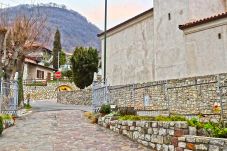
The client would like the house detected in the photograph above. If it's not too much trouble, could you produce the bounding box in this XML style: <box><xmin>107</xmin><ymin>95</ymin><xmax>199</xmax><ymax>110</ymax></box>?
<box><xmin>23</xmin><ymin>44</ymin><xmax>57</xmax><ymax>80</ymax></box>
<box><xmin>98</xmin><ymin>0</ymin><xmax>227</xmax><ymax>86</ymax></box>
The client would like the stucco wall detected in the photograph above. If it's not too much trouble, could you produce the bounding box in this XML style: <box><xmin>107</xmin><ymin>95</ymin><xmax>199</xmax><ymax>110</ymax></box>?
<box><xmin>102</xmin><ymin>13</ymin><xmax>154</xmax><ymax>86</ymax></box>
<box><xmin>184</xmin><ymin>20</ymin><xmax>227</xmax><ymax>77</ymax></box>
<box><xmin>100</xmin><ymin>0</ymin><xmax>227</xmax><ymax>86</ymax></box>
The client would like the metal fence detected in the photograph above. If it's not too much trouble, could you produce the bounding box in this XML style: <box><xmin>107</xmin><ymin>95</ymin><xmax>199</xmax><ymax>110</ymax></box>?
<box><xmin>0</xmin><ymin>80</ymin><xmax>18</xmax><ymax>115</ymax></box>
<box><xmin>92</xmin><ymin>74</ymin><xmax>227</xmax><ymax>121</ymax></box>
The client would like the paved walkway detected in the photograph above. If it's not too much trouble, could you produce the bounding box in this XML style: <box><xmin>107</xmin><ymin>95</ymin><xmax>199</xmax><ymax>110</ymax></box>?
<box><xmin>0</xmin><ymin>102</ymin><xmax>149</xmax><ymax>151</ymax></box>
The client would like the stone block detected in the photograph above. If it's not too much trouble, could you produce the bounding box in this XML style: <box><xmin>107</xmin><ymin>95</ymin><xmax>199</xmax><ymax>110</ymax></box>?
<box><xmin>151</xmin><ymin>135</ymin><xmax>163</xmax><ymax>144</ymax></box>
<box><xmin>170</xmin><ymin>122</ymin><xmax>175</xmax><ymax>127</ymax></box>
<box><xmin>122</xmin><ymin>130</ymin><xmax>127</xmax><ymax>136</ymax></box>
<box><xmin>174</xmin><ymin>129</ymin><xmax>188</xmax><ymax>137</ymax></box>
<box><xmin>178</xmin><ymin>142</ymin><xmax>186</xmax><ymax>148</ymax></box>
<box><xmin>122</xmin><ymin>121</ymin><xmax>128</xmax><ymax>126</ymax></box>
<box><xmin>209</xmin><ymin>145</ymin><xmax>219</xmax><ymax>151</ymax></box>
<box><xmin>158</xmin><ymin>122</ymin><xmax>163</xmax><ymax>127</ymax></box>
<box><xmin>163</xmin><ymin>144</ymin><xmax>169</xmax><ymax>151</ymax></box>
<box><xmin>128</xmin><ymin>121</ymin><xmax>136</xmax><ymax>126</ymax></box>
<box><xmin>153</xmin><ymin>128</ymin><xmax>159</xmax><ymax>135</ymax></box>
<box><xmin>127</xmin><ymin>131</ymin><xmax>133</xmax><ymax>139</ymax></box>
<box><xmin>178</xmin><ymin>136</ymin><xmax>186</xmax><ymax>141</ymax></box>
<box><xmin>175</xmin><ymin>122</ymin><xmax>188</xmax><ymax>129</ymax></box>
<box><xmin>139</xmin><ymin>134</ymin><xmax>145</xmax><ymax>140</ymax></box>
<box><xmin>210</xmin><ymin>138</ymin><xmax>225</xmax><ymax>146</ymax></box>
<box><xmin>149</xmin><ymin>143</ymin><xmax>156</xmax><ymax>149</ymax></box>
<box><xmin>163</xmin><ymin>122</ymin><xmax>170</xmax><ymax>129</ymax></box>
<box><xmin>186</xmin><ymin>143</ymin><xmax>195</xmax><ymax>150</ymax></box>
<box><xmin>195</xmin><ymin>144</ymin><xmax>208</xmax><ymax>150</ymax></box>
<box><xmin>186</xmin><ymin>136</ymin><xmax>196</xmax><ymax>143</ymax></box>
<box><xmin>195</xmin><ymin>137</ymin><xmax>210</xmax><ymax>144</ymax></box>
<box><xmin>175</xmin><ymin>147</ymin><xmax>184</xmax><ymax>151</ymax></box>
<box><xmin>168</xmin><ymin>129</ymin><xmax>175</xmax><ymax>136</ymax></box>
<box><xmin>172</xmin><ymin>137</ymin><xmax>178</xmax><ymax>147</ymax></box>
<box><xmin>156</xmin><ymin>144</ymin><xmax>163</xmax><ymax>151</ymax></box>
<box><xmin>152</xmin><ymin>122</ymin><xmax>158</xmax><ymax>128</ymax></box>
<box><xmin>159</xmin><ymin>128</ymin><xmax>167</xmax><ymax>136</ymax></box>
<box><xmin>163</xmin><ymin>136</ymin><xmax>172</xmax><ymax>145</ymax></box>
<box><xmin>145</xmin><ymin>134</ymin><xmax>151</xmax><ymax>141</ymax></box>
<box><xmin>148</xmin><ymin>128</ymin><xmax>153</xmax><ymax>134</ymax></box>
<box><xmin>168</xmin><ymin>145</ymin><xmax>175</xmax><ymax>151</ymax></box>
<box><xmin>145</xmin><ymin>121</ymin><xmax>153</xmax><ymax>128</ymax></box>
<box><xmin>133</xmin><ymin>131</ymin><xmax>140</xmax><ymax>140</ymax></box>
<box><xmin>141</xmin><ymin>141</ymin><xmax>149</xmax><ymax>146</ymax></box>
<box><xmin>189</xmin><ymin>126</ymin><xmax>197</xmax><ymax>135</ymax></box>
<box><xmin>130</xmin><ymin>126</ymin><xmax>135</xmax><ymax>131</ymax></box>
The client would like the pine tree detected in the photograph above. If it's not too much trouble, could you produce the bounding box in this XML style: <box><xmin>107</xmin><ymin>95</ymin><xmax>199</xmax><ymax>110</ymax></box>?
<box><xmin>52</xmin><ymin>29</ymin><xmax>62</xmax><ymax>70</ymax></box>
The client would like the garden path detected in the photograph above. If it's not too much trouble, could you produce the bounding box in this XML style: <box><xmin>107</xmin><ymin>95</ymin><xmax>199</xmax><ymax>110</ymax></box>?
<box><xmin>0</xmin><ymin>101</ymin><xmax>150</xmax><ymax>151</ymax></box>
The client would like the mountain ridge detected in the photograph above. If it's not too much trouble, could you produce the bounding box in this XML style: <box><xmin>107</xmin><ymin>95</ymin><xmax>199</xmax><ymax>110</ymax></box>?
<box><xmin>3</xmin><ymin>4</ymin><xmax>102</xmax><ymax>52</ymax></box>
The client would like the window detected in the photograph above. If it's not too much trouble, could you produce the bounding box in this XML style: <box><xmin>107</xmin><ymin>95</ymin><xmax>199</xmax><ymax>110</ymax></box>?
<box><xmin>37</xmin><ymin>70</ymin><xmax>44</xmax><ymax>79</ymax></box>
<box><xmin>218</xmin><ymin>33</ymin><xmax>222</xmax><ymax>39</ymax></box>
<box><xmin>168</xmin><ymin>13</ymin><xmax>171</xmax><ymax>20</ymax></box>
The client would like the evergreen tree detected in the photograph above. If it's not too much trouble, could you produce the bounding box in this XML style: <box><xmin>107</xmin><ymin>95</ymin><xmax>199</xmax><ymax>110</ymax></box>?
<box><xmin>52</xmin><ymin>29</ymin><xmax>62</xmax><ymax>70</ymax></box>
<box><xmin>60</xmin><ymin>50</ymin><xmax>66</xmax><ymax>66</ymax></box>
<box><xmin>71</xmin><ymin>47</ymin><xmax>99</xmax><ymax>89</ymax></box>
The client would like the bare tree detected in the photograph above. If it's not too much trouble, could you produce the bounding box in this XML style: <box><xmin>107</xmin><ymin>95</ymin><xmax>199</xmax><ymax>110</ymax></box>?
<box><xmin>0</xmin><ymin>8</ymin><xmax>49</xmax><ymax>105</ymax></box>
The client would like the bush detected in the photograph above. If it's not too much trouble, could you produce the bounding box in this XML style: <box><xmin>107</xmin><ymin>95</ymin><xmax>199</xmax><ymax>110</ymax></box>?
<box><xmin>118</xmin><ymin>115</ymin><xmax>154</xmax><ymax>121</ymax></box>
<box><xmin>155</xmin><ymin>115</ymin><xmax>187</xmax><ymax>121</ymax></box>
<box><xmin>24</xmin><ymin>104</ymin><xmax>32</xmax><ymax>110</ymax></box>
<box><xmin>99</xmin><ymin>104</ymin><xmax>111</xmax><ymax>115</ymax></box>
<box><xmin>187</xmin><ymin>117</ymin><xmax>204</xmax><ymax>129</ymax></box>
<box><xmin>0</xmin><ymin>116</ymin><xmax>3</xmax><ymax>135</ymax></box>
<box><xmin>204</xmin><ymin>122</ymin><xmax>227</xmax><ymax>138</ymax></box>
<box><xmin>118</xmin><ymin>107</ymin><xmax>136</xmax><ymax>116</ymax></box>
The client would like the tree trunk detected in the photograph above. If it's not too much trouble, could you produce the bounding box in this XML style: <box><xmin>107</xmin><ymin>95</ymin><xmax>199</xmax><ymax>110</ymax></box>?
<box><xmin>16</xmin><ymin>55</ymin><xmax>25</xmax><ymax>107</ymax></box>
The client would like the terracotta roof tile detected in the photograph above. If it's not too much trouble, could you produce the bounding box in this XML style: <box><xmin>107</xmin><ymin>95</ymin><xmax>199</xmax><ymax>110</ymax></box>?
<box><xmin>179</xmin><ymin>12</ymin><xmax>227</xmax><ymax>30</ymax></box>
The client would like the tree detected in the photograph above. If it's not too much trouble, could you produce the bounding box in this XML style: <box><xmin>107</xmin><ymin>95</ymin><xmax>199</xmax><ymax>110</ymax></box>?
<box><xmin>52</xmin><ymin>29</ymin><xmax>62</xmax><ymax>70</ymax></box>
<box><xmin>60</xmin><ymin>50</ymin><xmax>66</xmax><ymax>66</ymax></box>
<box><xmin>71</xmin><ymin>47</ymin><xmax>99</xmax><ymax>89</ymax></box>
<box><xmin>0</xmin><ymin>13</ymin><xmax>48</xmax><ymax>106</ymax></box>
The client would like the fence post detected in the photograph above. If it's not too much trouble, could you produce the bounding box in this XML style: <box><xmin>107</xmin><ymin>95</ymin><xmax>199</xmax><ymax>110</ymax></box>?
<box><xmin>217</xmin><ymin>75</ymin><xmax>224</xmax><ymax>123</ymax></box>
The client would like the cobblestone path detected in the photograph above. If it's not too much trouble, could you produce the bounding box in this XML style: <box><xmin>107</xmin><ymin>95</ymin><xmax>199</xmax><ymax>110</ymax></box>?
<box><xmin>0</xmin><ymin>110</ymin><xmax>150</xmax><ymax>151</ymax></box>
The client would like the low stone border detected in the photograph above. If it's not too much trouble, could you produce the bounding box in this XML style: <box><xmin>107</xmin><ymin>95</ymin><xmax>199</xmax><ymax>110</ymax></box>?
<box><xmin>178</xmin><ymin>135</ymin><xmax>227</xmax><ymax>151</ymax></box>
<box><xmin>98</xmin><ymin>116</ymin><xmax>189</xmax><ymax>150</ymax></box>
<box><xmin>98</xmin><ymin>116</ymin><xmax>227</xmax><ymax>151</ymax></box>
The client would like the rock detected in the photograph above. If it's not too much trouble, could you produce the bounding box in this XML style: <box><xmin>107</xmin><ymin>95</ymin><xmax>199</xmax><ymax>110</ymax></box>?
<box><xmin>189</xmin><ymin>126</ymin><xmax>197</xmax><ymax>135</ymax></box>
<box><xmin>209</xmin><ymin>145</ymin><xmax>219</xmax><ymax>151</ymax></box>
<box><xmin>195</xmin><ymin>144</ymin><xmax>208</xmax><ymax>150</ymax></box>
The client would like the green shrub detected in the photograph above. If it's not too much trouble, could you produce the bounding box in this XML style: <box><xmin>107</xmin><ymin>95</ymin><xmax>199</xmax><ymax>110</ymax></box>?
<box><xmin>24</xmin><ymin>104</ymin><xmax>32</xmax><ymax>110</ymax></box>
<box><xmin>118</xmin><ymin>115</ymin><xmax>154</xmax><ymax>121</ymax></box>
<box><xmin>187</xmin><ymin>117</ymin><xmax>204</xmax><ymax>129</ymax></box>
<box><xmin>1</xmin><ymin>114</ymin><xmax>12</xmax><ymax>120</ymax></box>
<box><xmin>155</xmin><ymin>115</ymin><xmax>187</xmax><ymax>122</ymax></box>
<box><xmin>204</xmin><ymin>122</ymin><xmax>227</xmax><ymax>138</ymax></box>
<box><xmin>0</xmin><ymin>116</ymin><xmax>3</xmax><ymax>135</ymax></box>
<box><xmin>118</xmin><ymin>107</ymin><xmax>136</xmax><ymax>116</ymax></box>
<box><xmin>99</xmin><ymin>104</ymin><xmax>111</xmax><ymax>114</ymax></box>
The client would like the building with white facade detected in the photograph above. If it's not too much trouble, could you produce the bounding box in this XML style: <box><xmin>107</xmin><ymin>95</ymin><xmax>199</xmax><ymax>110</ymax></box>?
<box><xmin>98</xmin><ymin>0</ymin><xmax>227</xmax><ymax>86</ymax></box>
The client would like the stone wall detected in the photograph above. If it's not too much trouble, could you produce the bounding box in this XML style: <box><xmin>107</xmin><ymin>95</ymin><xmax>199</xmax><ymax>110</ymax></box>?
<box><xmin>98</xmin><ymin>117</ymin><xmax>189</xmax><ymax>151</ymax></box>
<box><xmin>177</xmin><ymin>135</ymin><xmax>227</xmax><ymax>151</ymax></box>
<box><xmin>24</xmin><ymin>82</ymin><xmax>77</xmax><ymax>101</ymax></box>
<box><xmin>98</xmin><ymin>117</ymin><xmax>227</xmax><ymax>151</ymax></box>
<box><xmin>95</xmin><ymin>73</ymin><xmax>227</xmax><ymax>118</ymax></box>
<box><xmin>57</xmin><ymin>89</ymin><xmax>92</xmax><ymax>105</ymax></box>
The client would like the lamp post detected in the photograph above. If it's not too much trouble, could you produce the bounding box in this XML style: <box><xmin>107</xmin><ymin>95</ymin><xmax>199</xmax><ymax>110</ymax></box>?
<box><xmin>104</xmin><ymin>0</ymin><xmax>107</xmax><ymax>84</ymax></box>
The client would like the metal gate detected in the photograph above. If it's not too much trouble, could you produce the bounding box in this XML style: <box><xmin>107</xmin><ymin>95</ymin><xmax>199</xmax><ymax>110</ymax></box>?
<box><xmin>0</xmin><ymin>80</ymin><xmax>18</xmax><ymax>115</ymax></box>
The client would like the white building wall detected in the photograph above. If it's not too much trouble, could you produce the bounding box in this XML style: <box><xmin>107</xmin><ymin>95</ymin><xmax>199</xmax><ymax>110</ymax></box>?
<box><xmin>153</xmin><ymin>0</ymin><xmax>226</xmax><ymax>81</ymax></box>
<box><xmin>101</xmin><ymin>13</ymin><xmax>154</xmax><ymax>86</ymax></box>
<box><xmin>184</xmin><ymin>19</ymin><xmax>227</xmax><ymax>76</ymax></box>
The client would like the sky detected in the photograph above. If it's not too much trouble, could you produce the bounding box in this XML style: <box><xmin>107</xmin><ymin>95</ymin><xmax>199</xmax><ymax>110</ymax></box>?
<box><xmin>0</xmin><ymin>0</ymin><xmax>153</xmax><ymax>30</ymax></box>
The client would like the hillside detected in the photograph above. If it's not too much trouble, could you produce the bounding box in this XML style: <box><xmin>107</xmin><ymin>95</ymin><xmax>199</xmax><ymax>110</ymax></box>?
<box><xmin>3</xmin><ymin>4</ymin><xmax>101</xmax><ymax>52</ymax></box>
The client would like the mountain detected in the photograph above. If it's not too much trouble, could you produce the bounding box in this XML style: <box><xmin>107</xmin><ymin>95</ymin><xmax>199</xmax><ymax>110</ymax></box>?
<box><xmin>2</xmin><ymin>3</ymin><xmax>102</xmax><ymax>52</ymax></box>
